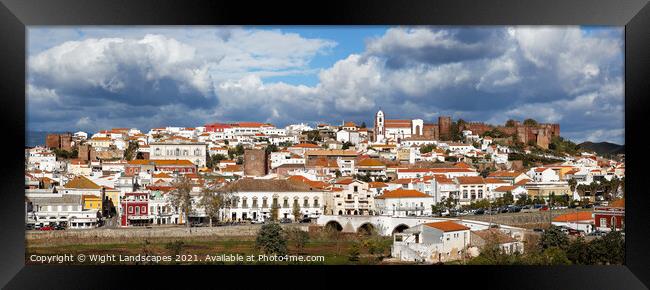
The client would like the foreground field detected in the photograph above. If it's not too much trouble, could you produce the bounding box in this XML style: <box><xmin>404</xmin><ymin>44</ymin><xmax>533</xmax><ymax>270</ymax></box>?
<box><xmin>26</xmin><ymin>229</ymin><xmax>394</xmax><ymax>265</ymax></box>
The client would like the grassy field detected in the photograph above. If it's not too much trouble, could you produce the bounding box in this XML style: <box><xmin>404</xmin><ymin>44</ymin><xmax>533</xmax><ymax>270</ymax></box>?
<box><xmin>26</xmin><ymin>232</ymin><xmax>395</xmax><ymax>265</ymax></box>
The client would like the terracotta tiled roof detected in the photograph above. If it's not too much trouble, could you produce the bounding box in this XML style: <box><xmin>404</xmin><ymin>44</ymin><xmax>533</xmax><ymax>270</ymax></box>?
<box><xmin>514</xmin><ymin>179</ymin><xmax>531</xmax><ymax>186</ymax></box>
<box><xmin>456</xmin><ymin>176</ymin><xmax>485</xmax><ymax>184</ymax></box>
<box><xmin>609</xmin><ymin>199</ymin><xmax>625</xmax><ymax>208</ymax></box>
<box><xmin>376</xmin><ymin>189</ymin><xmax>429</xmax><ymax>199</ymax></box>
<box><xmin>368</xmin><ymin>181</ymin><xmax>388</xmax><ymax>188</ymax></box>
<box><xmin>64</xmin><ymin>176</ymin><xmax>102</xmax><ymax>189</ymax></box>
<box><xmin>128</xmin><ymin>159</ymin><xmax>195</xmax><ymax>166</ymax></box>
<box><xmin>553</xmin><ymin>211</ymin><xmax>593</xmax><ymax>222</ymax></box>
<box><xmin>494</xmin><ymin>186</ymin><xmax>516</xmax><ymax>192</ymax></box>
<box><xmin>291</xmin><ymin>143</ymin><xmax>321</xmax><ymax>148</ymax></box>
<box><xmin>484</xmin><ymin>178</ymin><xmax>508</xmax><ymax>184</ymax></box>
<box><xmin>424</xmin><ymin>221</ymin><xmax>470</xmax><ymax>232</ymax></box>
<box><xmin>357</xmin><ymin>158</ymin><xmax>385</xmax><ymax>167</ymax></box>
<box><xmin>488</xmin><ymin>171</ymin><xmax>522</xmax><ymax>178</ymax></box>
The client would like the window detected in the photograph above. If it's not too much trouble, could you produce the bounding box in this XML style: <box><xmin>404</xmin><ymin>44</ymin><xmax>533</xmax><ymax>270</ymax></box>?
<box><xmin>135</xmin><ymin>206</ymin><xmax>140</xmax><ymax>214</ymax></box>
<box><xmin>283</xmin><ymin>197</ymin><xmax>289</xmax><ymax>208</ymax></box>
<box><xmin>353</xmin><ymin>186</ymin><xmax>358</xmax><ymax>192</ymax></box>
<box><xmin>129</xmin><ymin>206</ymin><xmax>134</xmax><ymax>214</ymax></box>
<box><xmin>142</xmin><ymin>206</ymin><xmax>146</xmax><ymax>213</ymax></box>
<box><xmin>175</xmin><ymin>148</ymin><xmax>180</xmax><ymax>156</ymax></box>
<box><xmin>313</xmin><ymin>197</ymin><xmax>319</xmax><ymax>207</ymax></box>
<box><xmin>478</xmin><ymin>189</ymin><xmax>483</xmax><ymax>199</ymax></box>
<box><xmin>303</xmin><ymin>198</ymin><xmax>309</xmax><ymax>207</ymax></box>
<box><xmin>463</xmin><ymin>190</ymin><xmax>468</xmax><ymax>199</ymax></box>
<box><xmin>600</xmin><ymin>218</ymin><xmax>607</xmax><ymax>227</ymax></box>
<box><xmin>252</xmin><ymin>198</ymin><xmax>258</xmax><ymax>208</ymax></box>
<box><xmin>262</xmin><ymin>198</ymin><xmax>268</xmax><ymax>208</ymax></box>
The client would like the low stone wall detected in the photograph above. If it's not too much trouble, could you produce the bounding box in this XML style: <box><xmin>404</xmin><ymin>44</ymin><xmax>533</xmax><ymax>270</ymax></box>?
<box><xmin>461</xmin><ymin>209</ymin><xmax>591</xmax><ymax>227</ymax></box>
<box><xmin>26</xmin><ymin>224</ymin><xmax>309</xmax><ymax>241</ymax></box>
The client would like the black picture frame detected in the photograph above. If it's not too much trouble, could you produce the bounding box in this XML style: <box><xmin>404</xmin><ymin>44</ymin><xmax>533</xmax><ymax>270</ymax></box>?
<box><xmin>1</xmin><ymin>0</ymin><xmax>648</xmax><ymax>288</ymax></box>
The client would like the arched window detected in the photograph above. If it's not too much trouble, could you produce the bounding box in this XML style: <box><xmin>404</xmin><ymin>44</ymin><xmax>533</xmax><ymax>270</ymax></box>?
<box><xmin>175</xmin><ymin>148</ymin><xmax>180</xmax><ymax>156</ymax></box>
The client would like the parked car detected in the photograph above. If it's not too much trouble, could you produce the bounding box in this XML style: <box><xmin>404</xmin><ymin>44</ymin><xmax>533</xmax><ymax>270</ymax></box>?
<box><xmin>38</xmin><ymin>225</ymin><xmax>54</xmax><ymax>231</ymax></box>
<box><xmin>280</xmin><ymin>218</ymin><xmax>293</xmax><ymax>224</ymax></box>
<box><xmin>54</xmin><ymin>224</ymin><xmax>66</xmax><ymax>230</ymax></box>
<box><xmin>299</xmin><ymin>217</ymin><xmax>312</xmax><ymax>223</ymax></box>
<box><xmin>474</xmin><ymin>209</ymin><xmax>485</xmax><ymax>215</ymax></box>
<box><xmin>25</xmin><ymin>224</ymin><xmax>35</xmax><ymax>230</ymax></box>
<box><xmin>588</xmin><ymin>230</ymin><xmax>607</xmax><ymax>237</ymax></box>
<box><xmin>508</xmin><ymin>206</ymin><xmax>521</xmax><ymax>213</ymax></box>
<box><xmin>540</xmin><ymin>206</ymin><xmax>549</xmax><ymax>211</ymax></box>
<box><xmin>499</xmin><ymin>207</ymin><xmax>510</xmax><ymax>213</ymax></box>
<box><xmin>533</xmin><ymin>228</ymin><xmax>545</xmax><ymax>233</ymax></box>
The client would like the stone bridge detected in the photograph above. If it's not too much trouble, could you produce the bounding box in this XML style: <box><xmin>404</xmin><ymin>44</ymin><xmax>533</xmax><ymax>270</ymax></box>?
<box><xmin>316</xmin><ymin>215</ymin><xmax>526</xmax><ymax>237</ymax></box>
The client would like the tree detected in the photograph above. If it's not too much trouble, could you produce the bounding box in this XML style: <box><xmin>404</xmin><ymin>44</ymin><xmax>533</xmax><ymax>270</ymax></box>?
<box><xmin>341</xmin><ymin>141</ymin><xmax>353</xmax><ymax>150</ymax></box>
<box><xmin>505</xmin><ymin>119</ymin><xmax>517</xmax><ymax>127</ymax></box>
<box><xmin>265</xmin><ymin>144</ymin><xmax>279</xmax><ymax>155</ymax></box>
<box><xmin>306</xmin><ymin>130</ymin><xmax>322</xmax><ymax>142</ymax></box>
<box><xmin>287</xmin><ymin>227</ymin><xmax>309</xmax><ymax>254</ymax></box>
<box><xmin>419</xmin><ymin>144</ymin><xmax>437</xmax><ymax>154</ymax></box>
<box><xmin>589</xmin><ymin>230</ymin><xmax>624</xmax><ymax>265</ymax></box>
<box><xmin>523</xmin><ymin>118</ymin><xmax>538</xmax><ymax>126</ymax></box>
<box><xmin>360</xmin><ymin>121</ymin><xmax>367</xmax><ymax>128</ymax></box>
<box><xmin>431</xmin><ymin>204</ymin><xmax>443</xmax><ymax>216</ymax></box>
<box><xmin>169</xmin><ymin>175</ymin><xmax>195</xmax><ymax>229</ymax></box>
<box><xmin>334</xmin><ymin>170</ymin><xmax>342</xmax><ymax>178</ymax></box>
<box><xmin>123</xmin><ymin>141</ymin><xmax>139</xmax><ymax>161</ymax></box>
<box><xmin>292</xmin><ymin>200</ymin><xmax>301</xmax><ymax>222</ymax></box>
<box><xmin>539</xmin><ymin>226</ymin><xmax>569</xmax><ymax>251</ymax></box>
<box><xmin>200</xmin><ymin>183</ymin><xmax>230</xmax><ymax>226</ymax></box>
<box><xmin>566</xmin><ymin>237</ymin><xmax>590</xmax><ymax>265</ymax></box>
<box><xmin>348</xmin><ymin>242</ymin><xmax>361</xmax><ymax>262</ymax></box>
<box><xmin>255</xmin><ymin>223</ymin><xmax>288</xmax><ymax>256</ymax></box>
<box><xmin>270</xmin><ymin>200</ymin><xmax>280</xmax><ymax>221</ymax></box>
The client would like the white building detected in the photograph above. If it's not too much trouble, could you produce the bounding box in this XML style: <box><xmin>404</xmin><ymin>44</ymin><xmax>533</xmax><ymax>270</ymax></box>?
<box><xmin>375</xmin><ymin>189</ymin><xmax>434</xmax><ymax>217</ymax></box>
<box><xmin>336</xmin><ymin>130</ymin><xmax>361</xmax><ymax>145</ymax></box>
<box><xmin>150</xmin><ymin>141</ymin><xmax>208</xmax><ymax>167</ymax></box>
<box><xmin>218</xmin><ymin>179</ymin><xmax>325</xmax><ymax>222</ymax></box>
<box><xmin>392</xmin><ymin>221</ymin><xmax>471</xmax><ymax>263</ymax></box>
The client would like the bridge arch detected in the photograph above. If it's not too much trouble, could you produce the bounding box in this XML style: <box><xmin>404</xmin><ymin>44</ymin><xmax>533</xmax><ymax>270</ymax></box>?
<box><xmin>392</xmin><ymin>224</ymin><xmax>410</xmax><ymax>235</ymax></box>
<box><xmin>357</xmin><ymin>222</ymin><xmax>376</xmax><ymax>235</ymax></box>
<box><xmin>325</xmin><ymin>220</ymin><xmax>343</xmax><ymax>232</ymax></box>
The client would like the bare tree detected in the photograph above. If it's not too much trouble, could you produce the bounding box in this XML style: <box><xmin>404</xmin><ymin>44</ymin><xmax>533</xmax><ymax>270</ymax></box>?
<box><xmin>169</xmin><ymin>175</ymin><xmax>195</xmax><ymax>230</ymax></box>
<box><xmin>200</xmin><ymin>182</ymin><xmax>231</xmax><ymax>227</ymax></box>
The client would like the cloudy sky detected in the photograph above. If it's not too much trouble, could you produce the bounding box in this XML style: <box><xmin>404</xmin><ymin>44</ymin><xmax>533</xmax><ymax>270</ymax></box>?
<box><xmin>27</xmin><ymin>26</ymin><xmax>624</xmax><ymax>144</ymax></box>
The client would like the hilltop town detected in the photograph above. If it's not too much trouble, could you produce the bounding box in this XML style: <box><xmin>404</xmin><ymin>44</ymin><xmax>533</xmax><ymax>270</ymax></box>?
<box><xmin>25</xmin><ymin>110</ymin><xmax>625</xmax><ymax>264</ymax></box>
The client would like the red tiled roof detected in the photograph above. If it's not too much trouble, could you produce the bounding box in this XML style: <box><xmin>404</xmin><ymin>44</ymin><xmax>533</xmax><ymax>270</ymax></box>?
<box><xmin>456</xmin><ymin>176</ymin><xmax>485</xmax><ymax>184</ymax></box>
<box><xmin>424</xmin><ymin>221</ymin><xmax>470</xmax><ymax>232</ymax></box>
<box><xmin>553</xmin><ymin>211</ymin><xmax>593</xmax><ymax>222</ymax></box>
<box><xmin>376</xmin><ymin>189</ymin><xmax>429</xmax><ymax>199</ymax></box>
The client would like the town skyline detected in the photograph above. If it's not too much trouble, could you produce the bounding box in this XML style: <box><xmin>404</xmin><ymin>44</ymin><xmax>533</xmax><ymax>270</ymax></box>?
<box><xmin>27</xmin><ymin>26</ymin><xmax>624</xmax><ymax>144</ymax></box>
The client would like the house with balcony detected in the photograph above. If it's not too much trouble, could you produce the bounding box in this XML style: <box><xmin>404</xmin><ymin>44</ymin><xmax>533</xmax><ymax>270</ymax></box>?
<box><xmin>217</xmin><ymin>178</ymin><xmax>325</xmax><ymax>222</ymax></box>
<box><xmin>375</xmin><ymin>189</ymin><xmax>434</xmax><ymax>217</ymax></box>
<box><xmin>120</xmin><ymin>192</ymin><xmax>152</xmax><ymax>227</ymax></box>
<box><xmin>327</xmin><ymin>178</ymin><xmax>375</xmax><ymax>215</ymax></box>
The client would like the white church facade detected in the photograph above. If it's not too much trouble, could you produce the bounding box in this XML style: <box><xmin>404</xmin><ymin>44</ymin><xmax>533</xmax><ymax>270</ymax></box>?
<box><xmin>373</xmin><ymin>110</ymin><xmax>424</xmax><ymax>143</ymax></box>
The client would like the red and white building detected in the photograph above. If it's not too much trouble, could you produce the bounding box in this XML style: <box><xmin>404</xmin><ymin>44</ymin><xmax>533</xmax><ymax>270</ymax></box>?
<box><xmin>120</xmin><ymin>192</ymin><xmax>152</xmax><ymax>226</ymax></box>
<box><xmin>594</xmin><ymin>199</ymin><xmax>625</xmax><ymax>232</ymax></box>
